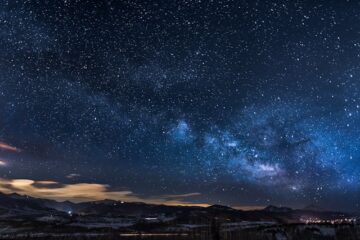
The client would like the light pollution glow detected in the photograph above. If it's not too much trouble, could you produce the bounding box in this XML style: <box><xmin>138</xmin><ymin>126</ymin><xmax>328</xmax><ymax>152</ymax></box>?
<box><xmin>0</xmin><ymin>178</ymin><xmax>209</xmax><ymax>207</ymax></box>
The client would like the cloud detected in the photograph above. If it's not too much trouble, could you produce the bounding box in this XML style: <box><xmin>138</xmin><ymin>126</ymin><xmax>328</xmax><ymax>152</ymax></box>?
<box><xmin>162</xmin><ymin>192</ymin><xmax>201</xmax><ymax>198</ymax></box>
<box><xmin>66</xmin><ymin>173</ymin><xmax>81</xmax><ymax>179</ymax></box>
<box><xmin>0</xmin><ymin>178</ymin><xmax>208</xmax><ymax>207</ymax></box>
<box><xmin>0</xmin><ymin>159</ymin><xmax>7</xmax><ymax>167</ymax></box>
<box><xmin>0</xmin><ymin>142</ymin><xmax>21</xmax><ymax>152</ymax></box>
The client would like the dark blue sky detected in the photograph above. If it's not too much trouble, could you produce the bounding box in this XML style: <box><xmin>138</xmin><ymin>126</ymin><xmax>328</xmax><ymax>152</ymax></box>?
<box><xmin>0</xmin><ymin>0</ymin><xmax>360</xmax><ymax>211</ymax></box>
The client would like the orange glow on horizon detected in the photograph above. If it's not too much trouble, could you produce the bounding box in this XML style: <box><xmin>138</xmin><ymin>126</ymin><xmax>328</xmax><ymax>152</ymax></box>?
<box><xmin>0</xmin><ymin>177</ymin><xmax>209</xmax><ymax>207</ymax></box>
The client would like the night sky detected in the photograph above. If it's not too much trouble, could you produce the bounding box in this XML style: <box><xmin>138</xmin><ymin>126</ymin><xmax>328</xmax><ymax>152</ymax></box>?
<box><xmin>0</xmin><ymin>0</ymin><xmax>360</xmax><ymax>212</ymax></box>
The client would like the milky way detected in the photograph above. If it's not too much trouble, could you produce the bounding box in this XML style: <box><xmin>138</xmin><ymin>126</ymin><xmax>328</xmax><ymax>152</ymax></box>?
<box><xmin>0</xmin><ymin>0</ymin><xmax>360</xmax><ymax>211</ymax></box>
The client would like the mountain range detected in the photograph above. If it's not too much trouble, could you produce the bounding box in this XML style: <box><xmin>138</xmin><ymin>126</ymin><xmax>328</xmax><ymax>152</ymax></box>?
<box><xmin>0</xmin><ymin>192</ymin><xmax>355</xmax><ymax>224</ymax></box>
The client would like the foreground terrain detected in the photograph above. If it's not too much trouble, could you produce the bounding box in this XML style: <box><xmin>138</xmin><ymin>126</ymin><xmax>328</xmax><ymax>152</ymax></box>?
<box><xmin>0</xmin><ymin>193</ymin><xmax>358</xmax><ymax>239</ymax></box>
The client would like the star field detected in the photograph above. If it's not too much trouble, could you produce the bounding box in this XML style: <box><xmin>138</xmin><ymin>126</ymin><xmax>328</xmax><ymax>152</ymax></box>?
<box><xmin>0</xmin><ymin>0</ymin><xmax>360</xmax><ymax>211</ymax></box>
